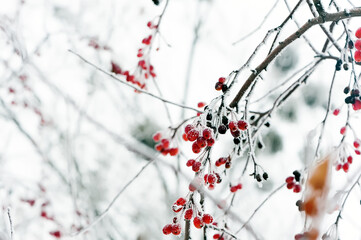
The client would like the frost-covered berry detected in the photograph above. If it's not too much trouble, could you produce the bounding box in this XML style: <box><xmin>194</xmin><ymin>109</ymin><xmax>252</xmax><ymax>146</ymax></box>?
<box><xmin>185</xmin><ymin>124</ymin><xmax>194</xmax><ymax>134</ymax></box>
<box><xmin>207</xmin><ymin>174</ymin><xmax>216</xmax><ymax>184</ymax></box>
<box><xmin>237</xmin><ymin>120</ymin><xmax>248</xmax><ymax>130</ymax></box>
<box><xmin>355</xmin><ymin>50</ymin><xmax>361</xmax><ymax>62</ymax></box>
<box><xmin>162</xmin><ymin>224</ymin><xmax>172</xmax><ymax>235</ymax></box>
<box><xmin>186</xmin><ymin>159</ymin><xmax>195</xmax><ymax>167</ymax></box>
<box><xmin>202</xmin><ymin>214</ymin><xmax>213</xmax><ymax>224</ymax></box>
<box><xmin>184</xmin><ymin>209</ymin><xmax>193</xmax><ymax>220</ymax></box>
<box><xmin>176</xmin><ymin>197</ymin><xmax>187</xmax><ymax>206</ymax></box>
<box><xmin>355</xmin><ymin>39</ymin><xmax>361</xmax><ymax>50</ymax></box>
<box><xmin>192</xmin><ymin>142</ymin><xmax>201</xmax><ymax>153</ymax></box>
<box><xmin>202</xmin><ymin>128</ymin><xmax>212</xmax><ymax>139</ymax></box>
<box><xmin>193</xmin><ymin>216</ymin><xmax>204</xmax><ymax>228</ymax></box>
<box><xmin>187</xmin><ymin>129</ymin><xmax>199</xmax><ymax>142</ymax></box>
<box><xmin>192</xmin><ymin>161</ymin><xmax>201</xmax><ymax>172</ymax></box>
<box><xmin>172</xmin><ymin>224</ymin><xmax>181</xmax><ymax>235</ymax></box>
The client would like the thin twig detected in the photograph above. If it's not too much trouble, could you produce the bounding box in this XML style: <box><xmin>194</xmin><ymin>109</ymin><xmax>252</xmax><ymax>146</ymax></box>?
<box><xmin>7</xmin><ymin>207</ymin><xmax>13</xmax><ymax>240</ymax></box>
<box><xmin>235</xmin><ymin>183</ymin><xmax>286</xmax><ymax>234</ymax></box>
<box><xmin>69</xmin><ymin>50</ymin><xmax>201</xmax><ymax>113</ymax></box>
<box><xmin>229</xmin><ymin>7</ymin><xmax>361</xmax><ymax>108</ymax></box>
<box><xmin>233</xmin><ymin>0</ymin><xmax>280</xmax><ymax>45</ymax></box>
<box><xmin>70</xmin><ymin>159</ymin><xmax>156</xmax><ymax>236</ymax></box>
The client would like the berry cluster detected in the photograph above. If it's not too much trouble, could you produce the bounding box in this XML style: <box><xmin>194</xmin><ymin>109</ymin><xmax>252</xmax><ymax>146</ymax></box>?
<box><xmin>285</xmin><ymin>171</ymin><xmax>302</xmax><ymax>193</ymax></box>
<box><xmin>163</xmin><ymin>196</ymin><xmax>214</xmax><ymax>236</ymax></box>
<box><xmin>215</xmin><ymin>156</ymin><xmax>231</xmax><ymax>168</ymax></box>
<box><xmin>183</xmin><ymin>124</ymin><xmax>215</xmax><ymax>154</ymax></box>
<box><xmin>334</xmin><ymin>140</ymin><xmax>360</xmax><ymax>172</ymax></box>
<box><xmin>203</xmin><ymin>172</ymin><xmax>222</xmax><ymax>190</ymax></box>
<box><xmin>214</xmin><ymin>77</ymin><xmax>228</xmax><ymax>92</ymax></box>
<box><xmin>162</xmin><ymin>223</ymin><xmax>181</xmax><ymax>235</ymax></box>
<box><xmin>153</xmin><ymin>132</ymin><xmax>179</xmax><ymax>156</ymax></box>
<box><xmin>110</xmin><ymin>20</ymin><xmax>159</xmax><ymax>90</ymax></box>
<box><xmin>354</xmin><ymin>27</ymin><xmax>361</xmax><ymax>62</ymax></box>
<box><xmin>230</xmin><ymin>183</ymin><xmax>242</xmax><ymax>193</ymax></box>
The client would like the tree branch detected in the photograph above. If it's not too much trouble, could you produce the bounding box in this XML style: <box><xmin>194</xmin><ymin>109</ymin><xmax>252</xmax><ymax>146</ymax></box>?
<box><xmin>229</xmin><ymin>7</ymin><xmax>361</xmax><ymax>108</ymax></box>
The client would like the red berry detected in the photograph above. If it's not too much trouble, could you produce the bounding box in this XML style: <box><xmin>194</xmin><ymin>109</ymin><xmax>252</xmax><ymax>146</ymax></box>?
<box><xmin>152</xmin><ymin>132</ymin><xmax>162</xmax><ymax>142</ymax></box>
<box><xmin>228</xmin><ymin>121</ymin><xmax>237</xmax><ymax>132</ymax></box>
<box><xmin>202</xmin><ymin>129</ymin><xmax>212</xmax><ymax>139</ymax></box>
<box><xmin>206</xmin><ymin>138</ymin><xmax>215</xmax><ymax>146</ymax></box>
<box><xmin>49</xmin><ymin>231</ymin><xmax>61</xmax><ymax>238</ymax></box>
<box><xmin>218</xmin><ymin>77</ymin><xmax>226</xmax><ymax>83</ymax></box>
<box><xmin>236</xmin><ymin>183</ymin><xmax>242</xmax><ymax>189</ymax></box>
<box><xmin>187</xmin><ymin>129</ymin><xmax>199</xmax><ymax>142</ymax></box>
<box><xmin>285</xmin><ymin>176</ymin><xmax>294</xmax><ymax>183</ymax></box>
<box><xmin>147</xmin><ymin>21</ymin><xmax>152</xmax><ymax>28</ymax></box>
<box><xmin>333</xmin><ymin>109</ymin><xmax>340</xmax><ymax>116</ymax></box>
<box><xmin>202</xmin><ymin>214</ymin><xmax>213</xmax><ymax>224</ymax></box>
<box><xmin>293</xmin><ymin>184</ymin><xmax>301</xmax><ymax>193</ymax></box>
<box><xmin>198</xmin><ymin>102</ymin><xmax>206</xmax><ymax>108</ymax></box>
<box><xmin>213</xmin><ymin>234</ymin><xmax>219</xmax><ymax>239</ymax></box>
<box><xmin>208</xmin><ymin>184</ymin><xmax>215</xmax><ymax>190</ymax></box>
<box><xmin>161</xmin><ymin>139</ymin><xmax>170</xmax><ymax>148</ymax></box>
<box><xmin>294</xmin><ymin>234</ymin><xmax>303</xmax><ymax>240</ymax></box>
<box><xmin>176</xmin><ymin>197</ymin><xmax>187</xmax><ymax>206</ymax></box>
<box><xmin>215</xmin><ymin>82</ymin><xmax>223</xmax><ymax>91</ymax></box>
<box><xmin>169</xmin><ymin>148</ymin><xmax>179</xmax><ymax>156</ymax></box>
<box><xmin>354</xmin><ymin>140</ymin><xmax>360</xmax><ymax>148</ymax></box>
<box><xmin>340</xmin><ymin>126</ymin><xmax>346</xmax><ymax>135</ymax></box>
<box><xmin>355</xmin><ymin>50</ymin><xmax>361</xmax><ymax>63</ymax></box>
<box><xmin>196</xmin><ymin>137</ymin><xmax>207</xmax><ymax>148</ymax></box>
<box><xmin>192</xmin><ymin>142</ymin><xmax>201</xmax><ymax>154</ymax></box>
<box><xmin>286</xmin><ymin>182</ymin><xmax>295</xmax><ymax>189</ymax></box>
<box><xmin>336</xmin><ymin>164</ymin><xmax>342</xmax><ymax>171</ymax></box>
<box><xmin>182</xmin><ymin>133</ymin><xmax>188</xmax><ymax>141</ymax></box>
<box><xmin>192</xmin><ymin>161</ymin><xmax>201</xmax><ymax>172</ymax></box>
<box><xmin>355</xmin><ymin>39</ymin><xmax>361</xmax><ymax>50</ymax></box>
<box><xmin>237</xmin><ymin>120</ymin><xmax>248</xmax><ymax>130</ymax></box>
<box><xmin>342</xmin><ymin>163</ymin><xmax>349</xmax><ymax>172</ymax></box>
<box><xmin>171</xmin><ymin>224</ymin><xmax>181</xmax><ymax>235</ymax></box>
<box><xmin>347</xmin><ymin>156</ymin><xmax>353</xmax><ymax>164</ymax></box>
<box><xmin>230</xmin><ymin>186</ymin><xmax>238</xmax><ymax>193</ymax></box>
<box><xmin>186</xmin><ymin>159</ymin><xmax>195</xmax><ymax>167</ymax></box>
<box><xmin>356</xmin><ymin>149</ymin><xmax>361</xmax><ymax>155</ymax></box>
<box><xmin>204</xmin><ymin>174</ymin><xmax>209</xmax><ymax>184</ymax></box>
<box><xmin>193</xmin><ymin>216</ymin><xmax>204</xmax><ymax>229</ymax></box>
<box><xmin>184</xmin><ymin>209</ymin><xmax>193</xmax><ymax>220</ymax></box>
<box><xmin>355</xmin><ymin>27</ymin><xmax>361</xmax><ymax>38</ymax></box>
<box><xmin>189</xmin><ymin>183</ymin><xmax>197</xmax><ymax>192</ymax></box>
<box><xmin>185</xmin><ymin>124</ymin><xmax>194</xmax><ymax>134</ymax></box>
<box><xmin>207</xmin><ymin>174</ymin><xmax>216</xmax><ymax>184</ymax></box>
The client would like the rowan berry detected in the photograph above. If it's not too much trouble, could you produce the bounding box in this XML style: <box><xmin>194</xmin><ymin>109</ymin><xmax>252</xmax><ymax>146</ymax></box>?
<box><xmin>202</xmin><ymin>128</ymin><xmax>212</xmax><ymax>139</ymax></box>
<box><xmin>192</xmin><ymin>142</ymin><xmax>201</xmax><ymax>153</ymax></box>
<box><xmin>355</xmin><ymin>27</ymin><xmax>361</xmax><ymax>38</ymax></box>
<box><xmin>184</xmin><ymin>209</ymin><xmax>193</xmax><ymax>220</ymax></box>
<box><xmin>355</xmin><ymin>39</ymin><xmax>361</xmax><ymax>50</ymax></box>
<box><xmin>176</xmin><ymin>197</ymin><xmax>187</xmax><ymax>206</ymax></box>
<box><xmin>186</xmin><ymin>159</ymin><xmax>195</xmax><ymax>167</ymax></box>
<box><xmin>355</xmin><ymin>50</ymin><xmax>361</xmax><ymax>62</ymax></box>
<box><xmin>193</xmin><ymin>216</ymin><xmax>204</xmax><ymax>228</ymax></box>
<box><xmin>202</xmin><ymin>214</ymin><xmax>213</xmax><ymax>224</ymax></box>
<box><xmin>237</xmin><ymin>120</ymin><xmax>248</xmax><ymax>130</ymax></box>
<box><xmin>172</xmin><ymin>224</ymin><xmax>181</xmax><ymax>235</ymax></box>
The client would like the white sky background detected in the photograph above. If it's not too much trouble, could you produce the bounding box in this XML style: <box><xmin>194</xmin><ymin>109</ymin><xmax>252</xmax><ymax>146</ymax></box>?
<box><xmin>0</xmin><ymin>0</ymin><xmax>361</xmax><ymax>239</ymax></box>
